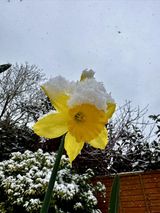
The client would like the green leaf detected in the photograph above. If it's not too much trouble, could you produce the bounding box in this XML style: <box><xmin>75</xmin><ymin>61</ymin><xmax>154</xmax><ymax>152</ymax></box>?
<box><xmin>108</xmin><ymin>175</ymin><xmax>120</xmax><ymax>213</ymax></box>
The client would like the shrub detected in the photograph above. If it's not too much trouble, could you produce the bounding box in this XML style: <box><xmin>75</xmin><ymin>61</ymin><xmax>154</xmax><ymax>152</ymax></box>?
<box><xmin>0</xmin><ymin>121</ymin><xmax>39</xmax><ymax>162</ymax></box>
<box><xmin>0</xmin><ymin>149</ymin><xmax>105</xmax><ymax>213</ymax></box>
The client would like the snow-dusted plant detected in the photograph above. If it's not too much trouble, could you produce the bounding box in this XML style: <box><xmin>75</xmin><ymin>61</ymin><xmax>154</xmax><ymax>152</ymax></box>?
<box><xmin>0</xmin><ymin>149</ymin><xmax>105</xmax><ymax>213</ymax></box>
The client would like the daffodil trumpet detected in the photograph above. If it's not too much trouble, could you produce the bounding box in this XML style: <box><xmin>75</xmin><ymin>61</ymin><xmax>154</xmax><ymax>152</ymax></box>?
<box><xmin>33</xmin><ymin>69</ymin><xmax>116</xmax><ymax>212</ymax></box>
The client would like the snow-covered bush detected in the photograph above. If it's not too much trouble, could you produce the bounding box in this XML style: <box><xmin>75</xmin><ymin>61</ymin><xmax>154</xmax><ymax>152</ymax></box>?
<box><xmin>0</xmin><ymin>149</ymin><xmax>105</xmax><ymax>213</ymax></box>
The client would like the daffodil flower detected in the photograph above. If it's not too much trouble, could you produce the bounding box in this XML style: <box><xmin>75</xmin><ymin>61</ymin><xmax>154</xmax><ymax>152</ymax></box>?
<box><xmin>33</xmin><ymin>70</ymin><xmax>116</xmax><ymax>163</ymax></box>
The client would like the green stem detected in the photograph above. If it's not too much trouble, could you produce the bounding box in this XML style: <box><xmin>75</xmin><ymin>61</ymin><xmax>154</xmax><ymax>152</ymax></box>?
<box><xmin>40</xmin><ymin>135</ymin><xmax>65</xmax><ymax>213</ymax></box>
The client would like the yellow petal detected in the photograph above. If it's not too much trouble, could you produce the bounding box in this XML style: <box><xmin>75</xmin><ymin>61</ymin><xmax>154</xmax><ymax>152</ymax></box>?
<box><xmin>33</xmin><ymin>112</ymin><xmax>68</xmax><ymax>138</ymax></box>
<box><xmin>42</xmin><ymin>84</ymin><xmax>69</xmax><ymax>112</ymax></box>
<box><xmin>53</xmin><ymin>94</ymin><xmax>69</xmax><ymax>112</ymax></box>
<box><xmin>64</xmin><ymin>132</ymin><xmax>84</xmax><ymax>163</ymax></box>
<box><xmin>88</xmin><ymin>127</ymin><xmax>108</xmax><ymax>149</ymax></box>
<box><xmin>106</xmin><ymin>102</ymin><xmax>116</xmax><ymax>120</ymax></box>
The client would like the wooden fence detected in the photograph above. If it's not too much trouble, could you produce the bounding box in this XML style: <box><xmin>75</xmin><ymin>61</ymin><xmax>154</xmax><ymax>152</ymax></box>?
<box><xmin>93</xmin><ymin>171</ymin><xmax>160</xmax><ymax>213</ymax></box>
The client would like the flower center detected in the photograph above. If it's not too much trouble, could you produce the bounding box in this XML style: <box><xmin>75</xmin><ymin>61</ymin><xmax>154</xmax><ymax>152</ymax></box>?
<box><xmin>68</xmin><ymin>103</ymin><xmax>107</xmax><ymax>142</ymax></box>
<box><xmin>74</xmin><ymin>112</ymin><xmax>85</xmax><ymax>122</ymax></box>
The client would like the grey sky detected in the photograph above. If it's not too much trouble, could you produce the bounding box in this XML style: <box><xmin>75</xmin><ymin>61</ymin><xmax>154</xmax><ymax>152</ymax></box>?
<box><xmin>0</xmin><ymin>0</ymin><xmax>160</xmax><ymax>115</ymax></box>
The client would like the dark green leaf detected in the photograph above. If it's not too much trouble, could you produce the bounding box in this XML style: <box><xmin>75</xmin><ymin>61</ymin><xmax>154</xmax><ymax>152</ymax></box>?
<box><xmin>108</xmin><ymin>175</ymin><xmax>120</xmax><ymax>213</ymax></box>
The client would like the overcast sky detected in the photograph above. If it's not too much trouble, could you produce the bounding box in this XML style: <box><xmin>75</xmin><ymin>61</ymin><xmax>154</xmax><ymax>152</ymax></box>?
<box><xmin>0</xmin><ymin>0</ymin><xmax>160</xmax><ymax>116</ymax></box>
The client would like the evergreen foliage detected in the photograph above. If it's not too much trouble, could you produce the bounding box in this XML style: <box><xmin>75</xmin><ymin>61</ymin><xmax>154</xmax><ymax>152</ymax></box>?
<box><xmin>0</xmin><ymin>149</ymin><xmax>105</xmax><ymax>213</ymax></box>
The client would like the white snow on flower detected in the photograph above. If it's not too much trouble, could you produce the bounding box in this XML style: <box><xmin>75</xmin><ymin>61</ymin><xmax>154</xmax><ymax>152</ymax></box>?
<box><xmin>42</xmin><ymin>71</ymin><xmax>115</xmax><ymax>112</ymax></box>
<box><xmin>68</xmin><ymin>78</ymin><xmax>114</xmax><ymax>111</ymax></box>
<box><xmin>42</xmin><ymin>75</ymin><xmax>76</xmax><ymax>98</ymax></box>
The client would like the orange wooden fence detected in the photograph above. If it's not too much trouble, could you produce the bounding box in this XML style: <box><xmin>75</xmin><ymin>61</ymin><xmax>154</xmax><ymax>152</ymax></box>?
<box><xmin>93</xmin><ymin>171</ymin><xmax>160</xmax><ymax>213</ymax></box>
